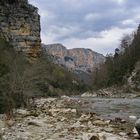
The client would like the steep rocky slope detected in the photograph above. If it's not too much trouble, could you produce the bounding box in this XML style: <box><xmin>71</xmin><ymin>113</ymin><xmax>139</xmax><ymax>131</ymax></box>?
<box><xmin>127</xmin><ymin>61</ymin><xmax>140</xmax><ymax>90</ymax></box>
<box><xmin>43</xmin><ymin>43</ymin><xmax>105</xmax><ymax>73</ymax></box>
<box><xmin>0</xmin><ymin>0</ymin><xmax>41</xmax><ymax>58</ymax></box>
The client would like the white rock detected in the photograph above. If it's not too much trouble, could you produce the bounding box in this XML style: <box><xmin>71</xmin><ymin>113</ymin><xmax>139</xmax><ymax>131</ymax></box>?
<box><xmin>135</xmin><ymin>118</ymin><xmax>140</xmax><ymax>135</ymax></box>
<box><xmin>129</xmin><ymin>116</ymin><xmax>137</xmax><ymax>124</ymax></box>
<box><xmin>16</xmin><ymin>109</ymin><xmax>30</xmax><ymax>116</ymax></box>
<box><xmin>119</xmin><ymin>132</ymin><xmax>126</xmax><ymax>136</ymax></box>
<box><xmin>129</xmin><ymin>115</ymin><xmax>137</xmax><ymax>120</ymax></box>
<box><xmin>81</xmin><ymin>92</ymin><xmax>97</xmax><ymax>97</ymax></box>
<box><xmin>1</xmin><ymin>127</ymin><xmax>6</xmax><ymax>131</ymax></box>
<box><xmin>61</xmin><ymin>95</ymin><xmax>70</xmax><ymax>99</ymax></box>
<box><xmin>133</xmin><ymin>127</ymin><xmax>138</xmax><ymax>134</ymax></box>
<box><xmin>47</xmin><ymin>98</ymin><xmax>57</xmax><ymax>102</ymax></box>
<box><xmin>71</xmin><ymin>121</ymin><xmax>82</xmax><ymax>128</ymax></box>
<box><xmin>71</xmin><ymin>109</ymin><xmax>77</xmax><ymax>113</ymax></box>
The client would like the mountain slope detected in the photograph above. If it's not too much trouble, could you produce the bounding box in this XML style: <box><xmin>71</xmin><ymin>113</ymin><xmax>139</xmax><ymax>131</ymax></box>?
<box><xmin>92</xmin><ymin>24</ymin><xmax>140</xmax><ymax>91</ymax></box>
<box><xmin>42</xmin><ymin>43</ymin><xmax>105</xmax><ymax>73</ymax></box>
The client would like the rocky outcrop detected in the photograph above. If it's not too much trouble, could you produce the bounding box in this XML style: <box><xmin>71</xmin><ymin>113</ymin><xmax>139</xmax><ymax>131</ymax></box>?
<box><xmin>43</xmin><ymin>44</ymin><xmax>105</xmax><ymax>73</ymax></box>
<box><xmin>127</xmin><ymin>61</ymin><xmax>140</xmax><ymax>90</ymax></box>
<box><xmin>0</xmin><ymin>0</ymin><xmax>41</xmax><ymax>58</ymax></box>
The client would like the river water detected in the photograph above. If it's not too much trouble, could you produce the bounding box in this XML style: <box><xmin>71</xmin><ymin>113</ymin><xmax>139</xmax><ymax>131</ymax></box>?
<box><xmin>71</xmin><ymin>97</ymin><xmax>140</xmax><ymax>121</ymax></box>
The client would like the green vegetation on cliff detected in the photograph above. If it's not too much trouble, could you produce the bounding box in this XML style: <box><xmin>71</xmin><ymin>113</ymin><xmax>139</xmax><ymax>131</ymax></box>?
<box><xmin>0</xmin><ymin>39</ymin><xmax>87</xmax><ymax>113</ymax></box>
<box><xmin>92</xmin><ymin>24</ymin><xmax>140</xmax><ymax>90</ymax></box>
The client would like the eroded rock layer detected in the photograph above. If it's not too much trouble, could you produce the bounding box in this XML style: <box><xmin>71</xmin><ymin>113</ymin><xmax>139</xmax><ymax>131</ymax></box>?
<box><xmin>43</xmin><ymin>43</ymin><xmax>105</xmax><ymax>73</ymax></box>
<box><xmin>0</xmin><ymin>0</ymin><xmax>41</xmax><ymax>58</ymax></box>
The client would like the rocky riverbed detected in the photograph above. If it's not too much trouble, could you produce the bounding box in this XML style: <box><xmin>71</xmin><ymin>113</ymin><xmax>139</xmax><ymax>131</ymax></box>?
<box><xmin>0</xmin><ymin>97</ymin><xmax>139</xmax><ymax>140</ymax></box>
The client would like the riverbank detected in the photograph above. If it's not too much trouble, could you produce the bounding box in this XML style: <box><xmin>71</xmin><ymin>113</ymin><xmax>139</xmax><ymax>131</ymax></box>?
<box><xmin>0</xmin><ymin>97</ymin><xmax>138</xmax><ymax>140</ymax></box>
<box><xmin>81</xmin><ymin>86</ymin><xmax>140</xmax><ymax>98</ymax></box>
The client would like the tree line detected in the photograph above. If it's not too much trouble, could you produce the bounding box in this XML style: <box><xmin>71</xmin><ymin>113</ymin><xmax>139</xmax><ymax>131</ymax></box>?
<box><xmin>92</xmin><ymin>24</ymin><xmax>140</xmax><ymax>89</ymax></box>
<box><xmin>0</xmin><ymin>38</ymin><xmax>88</xmax><ymax>114</ymax></box>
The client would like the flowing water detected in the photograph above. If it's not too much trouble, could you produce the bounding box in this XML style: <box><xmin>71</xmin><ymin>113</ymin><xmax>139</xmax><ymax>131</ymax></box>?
<box><xmin>71</xmin><ymin>97</ymin><xmax>140</xmax><ymax>120</ymax></box>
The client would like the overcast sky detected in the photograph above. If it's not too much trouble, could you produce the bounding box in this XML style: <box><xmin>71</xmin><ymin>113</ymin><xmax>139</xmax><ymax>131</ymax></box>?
<box><xmin>29</xmin><ymin>0</ymin><xmax>140</xmax><ymax>55</ymax></box>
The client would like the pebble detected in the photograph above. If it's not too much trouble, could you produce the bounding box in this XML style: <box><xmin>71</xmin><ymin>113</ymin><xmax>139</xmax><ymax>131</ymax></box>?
<box><xmin>0</xmin><ymin>98</ymin><xmax>131</xmax><ymax>140</ymax></box>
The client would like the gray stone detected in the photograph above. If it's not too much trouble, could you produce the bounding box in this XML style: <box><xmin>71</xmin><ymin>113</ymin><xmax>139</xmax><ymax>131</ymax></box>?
<box><xmin>0</xmin><ymin>120</ymin><xmax>5</xmax><ymax>130</ymax></box>
<box><xmin>16</xmin><ymin>109</ymin><xmax>30</xmax><ymax>117</ymax></box>
<box><xmin>135</xmin><ymin>119</ymin><xmax>140</xmax><ymax>135</ymax></box>
<box><xmin>28</xmin><ymin>119</ymin><xmax>44</xmax><ymax>127</ymax></box>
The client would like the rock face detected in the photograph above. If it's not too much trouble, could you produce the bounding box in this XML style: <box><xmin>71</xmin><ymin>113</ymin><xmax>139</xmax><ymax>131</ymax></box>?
<box><xmin>0</xmin><ymin>0</ymin><xmax>41</xmax><ymax>58</ymax></box>
<box><xmin>43</xmin><ymin>44</ymin><xmax>105</xmax><ymax>73</ymax></box>
<box><xmin>127</xmin><ymin>61</ymin><xmax>140</xmax><ymax>90</ymax></box>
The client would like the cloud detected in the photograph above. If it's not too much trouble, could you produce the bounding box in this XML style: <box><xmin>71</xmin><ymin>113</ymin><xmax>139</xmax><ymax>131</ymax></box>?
<box><xmin>29</xmin><ymin>0</ymin><xmax>140</xmax><ymax>55</ymax></box>
<box><xmin>42</xmin><ymin>25</ymin><xmax>81</xmax><ymax>43</ymax></box>
<box><xmin>115</xmin><ymin>0</ymin><xmax>126</xmax><ymax>5</ymax></box>
<box><xmin>84</xmin><ymin>13</ymin><xmax>101</xmax><ymax>21</ymax></box>
<box><xmin>62</xmin><ymin>27</ymin><xmax>134</xmax><ymax>55</ymax></box>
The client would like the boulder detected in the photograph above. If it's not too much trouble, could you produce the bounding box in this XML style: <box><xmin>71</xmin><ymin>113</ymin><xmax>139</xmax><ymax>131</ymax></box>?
<box><xmin>93</xmin><ymin>120</ymin><xmax>108</xmax><ymax>127</ymax></box>
<box><xmin>16</xmin><ymin>109</ymin><xmax>30</xmax><ymax>117</ymax></box>
<box><xmin>89</xmin><ymin>135</ymin><xmax>100</xmax><ymax>140</ymax></box>
<box><xmin>28</xmin><ymin>119</ymin><xmax>44</xmax><ymax>127</ymax></box>
<box><xmin>82</xmin><ymin>133</ymin><xmax>100</xmax><ymax>140</ymax></box>
<box><xmin>135</xmin><ymin>119</ymin><xmax>140</xmax><ymax>135</ymax></box>
<box><xmin>129</xmin><ymin>115</ymin><xmax>137</xmax><ymax>121</ymax></box>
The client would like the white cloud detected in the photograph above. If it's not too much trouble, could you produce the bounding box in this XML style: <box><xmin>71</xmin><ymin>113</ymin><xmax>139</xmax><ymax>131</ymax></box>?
<box><xmin>122</xmin><ymin>19</ymin><xmax>137</xmax><ymax>26</ymax></box>
<box><xmin>40</xmin><ymin>10</ymin><xmax>56</xmax><ymax>20</ymax></box>
<box><xmin>42</xmin><ymin>25</ymin><xmax>81</xmax><ymax>44</ymax></box>
<box><xmin>122</xmin><ymin>14</ymin><xmax>140</xmax><ymax>27</ymax></box>
<box><xmin>29</xmin><ymin>0</ymin><xmax>140</xmax><ymax>55</ymax></box>
<box><xmin>84</xmin><ymin>13</ymin><xmax>100</xmax><ymax>21</ymax></box>
<box><xmin>62</xmin><ymin>27</ymin><xmax>134</xmax><ymax>55</ymax></box>
<box><xmin>115</xmin><ymin>0</ymin><xmax>126</xmax><ymax>5</ymax></box>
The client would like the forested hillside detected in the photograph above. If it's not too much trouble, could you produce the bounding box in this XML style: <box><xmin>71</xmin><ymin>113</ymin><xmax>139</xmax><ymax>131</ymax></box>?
<box><xmin>92</xmin><ymin>24</ymin><xmax>140</xmax><ymax>90</ymax></box>
<box><xmin>0</xmin><ymin>39</ymin><xmax>87</xmax><ymax>113</ymax></box>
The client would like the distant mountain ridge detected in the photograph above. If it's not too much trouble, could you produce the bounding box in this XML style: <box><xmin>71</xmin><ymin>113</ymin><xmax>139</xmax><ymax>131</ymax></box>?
<box><xmin>42</xmin><ymin>43</ymin><xmax>105</xmax><ymax>73</ymax></box>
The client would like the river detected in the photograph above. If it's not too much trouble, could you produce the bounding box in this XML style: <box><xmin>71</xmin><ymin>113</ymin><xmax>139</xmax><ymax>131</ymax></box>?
<box><xmin>71</xmin><ymin>97</ymin><xmax>140</xmax><ymax>121</ymax></box>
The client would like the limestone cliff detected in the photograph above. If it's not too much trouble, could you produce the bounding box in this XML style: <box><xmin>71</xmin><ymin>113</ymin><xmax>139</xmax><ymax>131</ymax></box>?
<box><xmin>42</xmin><ymin>44</ymin><xmax>105</xmax><ymax>73</ymax></box>
<box><xmin>0</xmin><ymin>0</ymin><xmax>41</xmax><ymax>58</ymax></box>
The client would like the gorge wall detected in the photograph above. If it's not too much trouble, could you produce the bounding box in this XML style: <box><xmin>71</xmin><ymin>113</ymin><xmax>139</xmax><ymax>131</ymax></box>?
<box><xmin>43</xmin><ymin>44</ymin><xmax>105</xmax><ymax>73</ymax></box>
<box><xmin>0</xmin><ymin>0</ymin><xmax>41</xmax><ymax>58</ymax></box>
